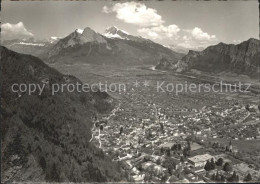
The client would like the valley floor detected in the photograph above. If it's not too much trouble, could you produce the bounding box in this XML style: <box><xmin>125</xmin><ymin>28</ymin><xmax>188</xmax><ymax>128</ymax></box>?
<box><xmin>53</xmin><ymin>63</ymin><xmax>260</xmax><ymax>183</ymax></box>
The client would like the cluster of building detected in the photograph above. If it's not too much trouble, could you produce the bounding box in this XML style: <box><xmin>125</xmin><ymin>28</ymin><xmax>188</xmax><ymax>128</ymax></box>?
<box><xmin>89</xmin><ymin>86</ymin><xmax>260</xmax><ymax>182</ymax></box>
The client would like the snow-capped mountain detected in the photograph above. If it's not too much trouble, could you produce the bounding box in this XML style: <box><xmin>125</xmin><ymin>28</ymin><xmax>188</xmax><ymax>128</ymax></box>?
<box><xmin>60</xmin><ymin>27</ymin><xmax>106</xmax><ymax>46</ymax></box>
<box><xmin>104</xmin><ymin>26</ymin><xmax>129</xmax><ymax>39</ymax></box>
<box><xmin>48</xmin><ymin>27</ymin><xmax>107</xmax><ymax>57</ymax></box>
<box><xmin>104</xmin><ymin>26</ymin><xmax>152</xmax><ymax>43</ymax></box>
<box><xmin>47</xmin><ymin>26</ymin><xmax>183</xmax><ymax>65</ymax></box>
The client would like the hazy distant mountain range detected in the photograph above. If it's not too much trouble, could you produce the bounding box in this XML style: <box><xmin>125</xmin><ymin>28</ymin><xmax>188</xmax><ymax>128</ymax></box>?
<box><xmin>1</xmin><ymin>46</ymin><xmax>126</xmax><ymax>182</ymax></box>
<box><xmin>1</xmin><ymin>37</ymin><xmax>59</xmax><ymax>58</ymax></box>
<box><xmin>156</xmin><ymin>38</ymin><xmax>260</xmax><ymax>78</ymax></box>
<box><xmin>2</xmin><ymin>26</ymin><xmax>259</xmax><ymax>78</ymax></box>
<box><xmin>164</xmin><ymin>44</ymin><xmax>205</xmax><ymax>54</ymax></box>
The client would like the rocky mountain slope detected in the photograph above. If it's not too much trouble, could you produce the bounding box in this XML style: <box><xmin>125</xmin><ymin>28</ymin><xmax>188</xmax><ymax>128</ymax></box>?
<box><xmin>156</xmin><ymin>38</ymin><xmax>260</xmax><ymax>78</ymax></box>
<box><xmin>1</xmin><ymin>46</ymin><xmax>127</xmax><ymax>182</ymax></box>
<box><xmin>155</xmin><ymin>57</ymin><xmax>176</xmax><ymax>71</ymax></box>
<box><xmin>46</xmin><ymin>26</ymin><xmax>183</xmax><ymax>65</ymax></box>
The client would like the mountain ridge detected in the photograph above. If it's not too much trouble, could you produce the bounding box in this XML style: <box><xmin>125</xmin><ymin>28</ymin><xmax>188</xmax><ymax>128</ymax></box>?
<box><xmin>156</xmin><ymin>38</ymin><xmax>260</xmax><ymax>78</ymax></box>
<box><xmin>46</xmin><ymin>26</ymin><xmax>184</xmax><ymax>65</ymax></box>
<box><xmin>1</xmin><ymin>46</ymin><xmax>127</xmax><ymax>182</ymax></box>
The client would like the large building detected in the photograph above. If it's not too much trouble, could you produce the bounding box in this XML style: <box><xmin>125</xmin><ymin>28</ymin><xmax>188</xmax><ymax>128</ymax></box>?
<box><xmin>187</xmin><ymin>154</ymin><xmax>214</xmax><ymax>168</ymax></box>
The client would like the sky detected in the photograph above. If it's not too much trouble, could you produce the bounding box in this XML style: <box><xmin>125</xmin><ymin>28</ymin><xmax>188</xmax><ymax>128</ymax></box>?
<box><xmin>1</xmin><ymin>0</ymin><xmax>259</xmax><ymax>48</ymax></box>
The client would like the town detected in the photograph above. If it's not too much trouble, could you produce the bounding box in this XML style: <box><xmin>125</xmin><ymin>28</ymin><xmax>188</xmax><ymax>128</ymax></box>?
<box><xmin>90</xmin><ymin>79</ymin><xmax>260</xmax><ymax>183</ymax></box>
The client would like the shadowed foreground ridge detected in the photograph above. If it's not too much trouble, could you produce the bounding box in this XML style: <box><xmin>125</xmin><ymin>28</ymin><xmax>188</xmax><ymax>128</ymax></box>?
<box><xmin>0</xmin><ymin>46</ymin><xmax>127</xmax><ymax>182</ymax></box>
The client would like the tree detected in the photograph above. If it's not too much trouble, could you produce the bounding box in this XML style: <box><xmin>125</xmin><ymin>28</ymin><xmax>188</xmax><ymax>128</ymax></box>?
<box><xmin>245</xmin><ymin>104</ymin><xmax>250</xmax><ymax>111</ymax></box>
<box><xmin>166</xmin><ymin>149</ymin><xmax>171</xmax><ymax>157</ymax></box>
<box><xmin>162</xmin><ymin>157</ymin><xmax>177</xmax><ymax>173</ymax></box>
<box><xmin>210</xmin><ymin>158</ymin><xmax>216</xmax><ymax>170</ymax></box>
<box><xmin>211</xmin><ymin>173</ymin><xmax>216</xmax><ymax>181</ymax></box>
<box><xmin>228</xmin><ymin>171</ymin><xmax>238</xmax><ymax>182</ymax></box>
<box><xmin>187</xmin><ymin>140</ymin><xmax>191</xmax><ymax>151</ymax></box>
<box><xmin>138</xmin><ymin>164</ymin><xmax>143</xmax><ymax>172</ymax></box>
<box><xmin>216</xmin><ymin>158</ymin><xmax>224</xmax><ymax>166</ymax></box>
<box><xmin>47</xmin><ymin>163</ymin><xmax>60</xmax><ymax>182</ymax></box>
<box><xmin>215</xmin><ymin>171</ymin><xmax>220</xmax><ymax>181</ymax></box>
<box><xmin>27</xmin><ymin>143</ymin><xmax>32</xmax><ymax>153</ymax></box>
<box><xmin>147</xmin><ymin>129</ymin><xmax>152</xmax><ymax>139</ymax></box>
<box><xmin>6</xmin><ymin>133</ymin><xmax>27</xmax><ymax>165</ymax></box>
<box><xmin>119</xmin><ymin>126</ymin><xmax>123</xmax><ymax>135</ymax></box>
<box><xmin>223</xmin><ymin>162</ymin><xmax>232</xmax><ymax>172</ymax></box>
<box><xmin>94</xmin><ymin>115</ymin><xmax>97</xmax><ymax>121</ymax></box>
<box><xmin>177</xmin><ymin>169</ymin><xmax>184</xmax><ymax>180</ymax></box>
<box><xmin>205</xmin><ymin>172</ymin><xmax>210</xmax><ymax>178</ymax></box>
<box><xmin>161</xmin><ymin>173</ymin><xmax>169</xmax><ymax>182</ymax></box>
<box><xmin>168</xmin><ymin>167</ymin><xmax>173</xmax><ymax>175</ymax></box>
<box><xmin>177</xmin><ymin>144</ymin><xmax>182</xmax><ymax>150</ymax></box>
<box><xmin>160</xmin><ymin>147</ymin><xmax>164</xmax><ymax>154</ymax></box>
<box><xmin>39</xmin><ymin>156</ymin><xmax>47</xmax><ymax>171</ymax></box>
<box><xmin>180</xmin><ymin>156</ymin><xmax>184</xmax><ymax>163</ymax></box>
<box><xmin>144</xmin><ymin>173</ymin><xmax>150</xmax><ymax>182</ymax></box>
<box><xmin>204</xmin><ymin>160</ymin><xmax>211</xmax><ymax>171</ymax></box>
<box><xmin>244</xmin><ymin>173</ymin><xmax>252</xmax><ymax>181</ymax></box>
<box><xmin>232</xmin><ymin>171</ymin><xmax>237</xmax><ymax>179</ymax></box>
<box><xmin>225</xmin><ymin>146</ymin><xmax>229</xmax><ymax>152</ymax></box>
<box><xmin>212</xmin><ymin>142</ymin><xmax>220</xmax><ymax>149</ymax></box>
<box><xmin>171</xmin><ymin>144</ymin><xmax>177</xmax><ymax>151</ymax></box>
<box><xmin>156</xmin><ymin>158</ymin><xmax>161</xmax><ymax>165</ymax></box>
<box><xmin>159</xmin><ymin>122</ymin><xmax>164</xmax><ymax>131</ymax></box>
<box><xmin>99</xmin><ymin>124</ymin><xmax>103</xmax><ymax>131</ymax></box>
<box><xmin>142</xmin><ymin>122</ymin><xmax>145</xmax><ymax>129</ymax></box>
<box><xmin>220</xmin><ymin>175</ymin><xmax>225</xmax><ymax>182</ymax></box>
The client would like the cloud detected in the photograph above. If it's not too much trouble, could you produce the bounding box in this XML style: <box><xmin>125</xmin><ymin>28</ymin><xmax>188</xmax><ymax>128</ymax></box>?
<box><xmin>175</xmin><ymin>27</ymin><xmax>217</xmax><ymax>48</ymax></box>
<box><xmin>187</xmin><ymin>27</ymin><xmax>216</xmax><ymax>41</ymax></box>
<box><xmin>1</xmin><ymin>22</ymin><xmax>34</xmax><ymax>40</ymax></box>
<box><xmin>103</xmin><ymin>2</ymin><xmax>218</xmax><ymax>48</ymax></box>
<box><xmin>138</xmin><ymin>25</ymin><xmax>180</xmax><ymax>40</ymax></box>
<box><xmin>138</xmin><ymin>28</ymin><xmax>160</xmax><ymax>40</ymax></box>
<box><xmin>137</xmin><ymin>25</ymin><xmax>217</xmax><ymax>48</ymax></box>
<box><xmin>102</xmin><ymin>2</ymin><xmax>164</xmax><ymax>27</ymax></box>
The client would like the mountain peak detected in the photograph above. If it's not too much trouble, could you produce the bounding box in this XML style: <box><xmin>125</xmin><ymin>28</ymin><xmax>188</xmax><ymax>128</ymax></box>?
<box><xmin>245</xmin><ymin>38</ymin><xmax>259</xmax><ymax>46</ymax></box>
<box><xmin>104</xmin><ymin>26</ymin><xmax>129</xmax><ymax>39</ymax></box>
<box><xmin>173</xmin><ymin>38</ymin><xmax>260</xmax><ymax>78</ymax></box>
<box><xmin>82</xmin><ymin>27</ymin><xmax>96</xmax><ymax>36</ymax></box>
<box><xmin>105</xmin><ymin>26</ymin><xmax>118</xmax><ymax>32</ymax></box>
<box><xmin>48</xmin><ymin>27</ymin><xmax>107</xmax><ymax>57</ymax></box>
<box><xmin>247</xmin><ymin>38</ymin><xmax>259</xmax><ymax>42</ymax></box>
<box><xmin>83</xmin><ymin>27</ymin><xmax>96</xmax><ymax>33</ymax></box>
<box><xmin>105</xmin><ymin>26</ymin><xmax>129</xmax><ymax>35</ymax></box>
<box><xmin>75</xmin><ymin>28</ymin><xmax>83</xmax><ymax>34</ymax></box>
